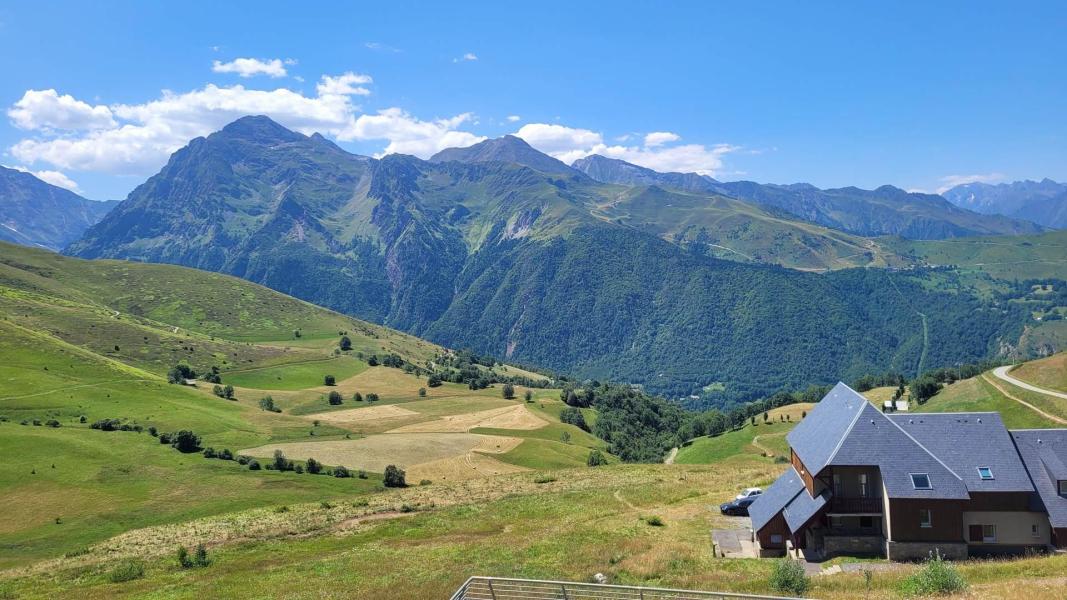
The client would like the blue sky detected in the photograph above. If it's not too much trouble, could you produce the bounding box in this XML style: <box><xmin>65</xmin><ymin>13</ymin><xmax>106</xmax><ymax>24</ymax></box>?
<box><xmin>0</xmin><ymin>1</ymin><xmax>1064</xmax><ymax>200</ymax></box>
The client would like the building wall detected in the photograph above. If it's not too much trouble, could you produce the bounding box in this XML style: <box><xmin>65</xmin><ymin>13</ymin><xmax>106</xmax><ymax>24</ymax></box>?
<box><xmin>791</xmin><ymin>449</ymin><xmax>815</xmax><ymax>495</ymax></box>
<box><xmin>963</xmin><ymin>511</ymin><xmax>1050</xmax><ymax>546</ymax></box>
<box><xmin>1054</xmin><ymin>528</ymin><xmax>1067</xmax><ymax>549</ymax></box>
<box><xmin>827</xmin><ymin>466</ymin><xmax>881</xmax><ymax>498</ymax></box>
<box><xmin>888</xmin><ymin>499</ymin><xmax>964</xmax><ymax>542</ymax></box>
<box><xmin>756</xmin><ymin>512</ymin><xmax>790</xmax><ymax>550</ymax></box>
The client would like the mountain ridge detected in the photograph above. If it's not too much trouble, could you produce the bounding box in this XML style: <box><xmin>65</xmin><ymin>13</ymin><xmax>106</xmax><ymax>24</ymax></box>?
<box><xmin>943</xmin><ymin>178</ymin><xmax>1067</xmax><ymax>229</ymax></box>
<box><xmin>0</xmin><ymin>166</ymin><xmax>117</xmax><ymax>251</ymax></box>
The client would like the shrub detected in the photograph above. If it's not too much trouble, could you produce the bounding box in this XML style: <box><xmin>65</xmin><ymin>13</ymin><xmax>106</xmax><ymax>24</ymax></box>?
<box><xmin>427</xmin><ymin>374</ymin><xmax>442</xmax><ymax>387</ymax></box>
<box><xmin>418</xmin><ymin>387</ymin><xmax>427</xmax><ymax>397</ymax></box>
<box><xmin>333</xmin><ymin>465</ymin><xmax>351</xmax><ymax>478</ymax></box>
<box><xmin>559</xmin><ymin>407</ymin><xmax>589</xmax><ymax>431</ymax></box>
<box><xmin>158</xmin><ymin>432</ymin><xmax>173</xmax><ymax>444</ymax></box>
<box><xmin>45</xmin><ymin>419</ymin><xmax>61</xmax><ymax>428</ymax></box>
<box><xmin>79</xmin><ymin>415</ymin><xmax>87</xmax><ymax>423</ymax></box>
<box><xmin>294</xmin><ymin>464</ymin><xmax>304</xmax><ymax>474</ymax></box>
<box><xmin>587</xmin><ymin>449</ymin><xmax>608</xmax><ymax>467</ymax></box>
<box><xmin>272</xmin><ymin>450</ymin><xmax>291</xmax><ymax>472</ymax></box>
<box><xmin>769</xmin><ymin>559</ymin><xmax>809</xmax><ymax>596</ymax></box>
<box><xmin>167</xmin><ymin>364</ymin><xmax>196</xmax><ymax>385</ymax></box>
<box><xmin>247</xmin><ymin>459</ymin><xmax>261</xmax><ymax>471</ymax></box>
<box><xmin>218</xmin><ymin>448</ymin><xmax>234</xmax><ymax>461</ymax></box>
<box><xmin>645</xmin><ymin>516</ymin><xmax>664</xmax><ymax>526</ymax></box>
<box><xmin>353</xmin><ymin>392</ymin><xmax>363</xmax><ymax>402</ymax></box>
<box><xmin>236</xmin><ymin>455</ymin><xmax>250</xmax><ymax>465</ymax></box>
<box><xmin>194</xmin><ymin>544</ymin><xmax>210</xmax><ymax>567</ymax></box>
<box><xmin>339</xmin><ymin>335</ymin><xmax>352</xmax><ymax>351</ymax></box>
<box><xmin>91</xmin><ymin>418</ymin><xmax>122</xmax><ymax>431</ymax></box>
<box><xmin>202</xmin><ymin>447</ymin><xmax>217</xmax><ymax>459</ymax></box>
<box><xmin>324</xmin><ymin>375</ymin><xmax>336</xmax><ymax>386</ymax></box>
<box><xmin>306</xmin><ymin>458</ymin><xmax>322</xmax><ymax>474</ymax></box>
<box><xmin>367</xmin><ymin>355</ymin><xmax>379</xmax><ymax>367</ymax></box>
<box><xmin>366</xmin><ymin>393</ymin><xmax>380</xmax><ymax>402</ymax></box>
<box><xmin>400</xmin><ymin>503</ymin><xmax>415</xmax><ymax>513</ymax></box>
<box><xmin>524</xmin><ymin>390</ymin><xmax>533</xmax><ymax>402</ymax></box>
<box><xmin>383</xmin><ymin>464</ymin><xmax>406</xmax><ymax>488</ymax></box>
<box><xmin>212</xmin><ymin>384</ymin><xmax>225</xmax><ymax>398</ymax></box>
<box><xmin>328</xmin><ymin>391</ymin><xmax>343</xmax><ymax>405</ymax></box>
<box><xmin>147</xmin><ymin>426</ymin><xmax>158</xmax><ymax>437</ymax></box>
<box><xmin>534</xmin><ymin>474</ymin><xmax>557</xmax><ymax>484</ymax></box>
<box><xmin>357</xmin><ymin>469</ymin><xmax>368</xmax><ymax>479</ymax></box>
<box><xmin>176</xmin><ymin>546</ymin><xmax>193</xmax><ymax>569</ymax></box>
<box><xmin>108</xmin><ymin>560</ymin><xmax>145</xmax><ymax>583</ymax></box>
<box><xmin>419</xmin><ymin>479</ymin><xmax>431</xmax><ymax>486</ymax></box>
<box><xmin>171</xmin><ymin>430</ymin><xmax>201</xmax><ymax>453</ymax></box>
<box><xmin>899</xmin><ymin>551</ymin><xmax>967</xmax><ymax>596</ymax></box>
<box><xmin>258</xmin><ymin>396</ymin><xmax>281</xmax><ymax>413</ymax></box>
<box><xmin>222</xmin><ymin>384</ymin><xmax>235</xmax><ymax>400</ymax></box>
<box><xmin>502</xmin><ymin>383</ymin><xmax>516</xmax><ymax>399</ymax></box>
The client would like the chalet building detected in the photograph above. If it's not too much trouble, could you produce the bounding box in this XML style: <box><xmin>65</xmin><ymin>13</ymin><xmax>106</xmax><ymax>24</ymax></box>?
<box><xmin>749</xmin><ymin>383</ymin><xmax>1067</xmax><ymax>561</ymax></box>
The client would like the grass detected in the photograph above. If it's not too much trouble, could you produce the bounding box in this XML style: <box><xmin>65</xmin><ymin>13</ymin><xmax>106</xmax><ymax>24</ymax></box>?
<box><xmin>912</xmin><ymin>376</ymin><xmax>1058</xmax><ymax>429</ymax></box>
<box><xmin>224</xmin><ymin>355</ymin><xmax>368</xmax><ymax>390</ymax></box>
<box><xmin>885</xmin><ymin>229</ymin><xmax>1067</xmax><ymax>280</ymax></box>
<box><xmin>676</xmin><ymin>420</ymin><xmax>797</xmax><ymax>464</ymax></box>
<box><xmin>1009</xmin><ymin>352</ymin><xmax>1067</xmax><ymax>393</ymax></box>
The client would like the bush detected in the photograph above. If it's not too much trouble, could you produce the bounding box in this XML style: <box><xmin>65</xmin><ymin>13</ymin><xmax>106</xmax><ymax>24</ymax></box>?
<box><xmin>212</xmin><ymin>384</ymin><xmax>225</xmax><ymax>398</ymax></box>
<box><xmin>333</xmin><ymin>465</ymin><xmax>351</xmax><ymax>478</ymax></box>
<box><xmin>167</xmin><ymin>363</ymin><xmax>196</xmax><ymax>385</ymax></box>
<box><xmin>247</xmin><ymin>459</ymin><xmax>261</xmax><ymax>471</ymax></box>
<box><xmin>383</xmin><ymin>464</ymin><xmax>406</xmax><ymax>488</ymax></box>
<box><xmin>645</xmin><ymin>515</ymin><xmax>664</xmax><ymax>526</ymax></box>
<box><xmin>899</xmin><ymin>551</ymin><xmax>967</xmax><ymax>596</ymax></box>
<box><xmin>324</xmin><ymin>375</ymin><xmax>336</xmax><ymax>386</ymax></box>
<box><xmin>45</xmin><ymin>419</ymin><xmax>61</xmax><ymax>428</ymax></box>
<box><xmin>306</xmin><ymin>457</ymin><xmax>322</xmax><ymax>474</ymax></box>
<box><xmin>176</xmin><ymin>546</ymin><xmax>193</xmax><ymax>569</ymax></box>
<box><xmin>108</xmin><ymin>560</ymin><xmax>145</xmax><ymax>583</ymax></box>
<box><xmin>587</xmin><ymin>449</ymin><xmax>608</xmax><ymax>467</ymax></box>
<box><xmin>202</xmin><ymin>447</ymin><xmax>216</xmax><ymax>459</ymax></box>
<box><xmin>236</xmin><ymin>455</ymin><xmax>250</xmax><ymax>465</ymax></box>
<box><xmin>524</xmin><ymin>390</ymin><xmax>533</xmax><ymax>402</ymax></box>
<box><xmin>418</xmin><ymin>387</ymin><xmax>427</xmax><ymax>397</ymax></box>
<box><xmin>502</xmin><ymin>383</ymin><xmax>516</xmax><ymax>399</ymax></box>
<box><xmin>171</xmin><ymin>430</ymin><xmax>201</xmax><ymax>453</ymax></box>
<box><xmin>222</xmin><ymin>384</ymin><xmax>235</xmax><ymax>400</ymax></box>
<box><xmin>258</xmin><ymin>396</ymin><xmax>281</xmax><ymax>413</ymax></box>
<box><xmin>533</xmin><ymin>474</ymin><xmax>557</xmax><ymax>484</ymax></box>
<box><xmin>218</xmin><ymin>448</ymin><xmax>234</xmax><ymax>461</ymax></box>
<box><xmin>194</xmin><ymin>544</ymin><xmax>210</xmax><ymax>567</ymax></box>
<box><xmin>353</xmin><ymin>392</ymin><xmax>363</xmax><ymax>402</ymax></box>
<box><xmin>91</xmin><ymin>418</ymin><xmax>122</xmax><ymax>431</ymax></box>
<box><xmin>427</xmin><ymin>374</ymin><xmax>442</xmax><ymax>387</ymax></box>
<box><xmin>339</xmin><ymin>335</ymin><xmax>352</xmax><ymax>351</ymax></box>
<box><xmin>559</xmin><ymin>407</ymin><xmax>590</xmax><ymax>432</ymax></box>
<box><xmin>327</xmin><ymin>391</ymin><xmax>343</xmax><ymax>405</ymax></box>
<box><xmin>273</xmin><ymin>450</ymin><xmax>291</xmax><ymax>471</ymax></box>
<box><xmin>366</xmin><ymin>393</ymin><xmax>380</xmax><ymax>402</ymax></box>
<box><xmin>769</xmin><ymin>559</ymin><xmax>809</xmax><ymax>596</ymax></box>
<box><xmin>148</xmin><ymin>426</ymin><xmax>158</xmax><ymax>437</ymax></box>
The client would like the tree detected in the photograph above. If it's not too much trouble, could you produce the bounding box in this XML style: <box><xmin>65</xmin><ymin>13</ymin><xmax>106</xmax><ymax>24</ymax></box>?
<box><xmin>384</xmin><ymin>464</ymin><xmax>406</xmax><ymax>487</ymax></box>
<box><xmin>176</xmin><ymin>546</ymin><xmax>193</xmax><ymax>569</ymax></box>
<box><xmin>339</xmin><ymin>335</ymin><xmax>352</xmax><ymax>351</ymax></box>
<box><xmin>559</xmin><ymin>406</ymin><xmax>590</xmax><ymax>432</ymax></box>
<box><xmin>167</xmin><ymin>364</ymin><xmax>196</xmax><ymax>384</ymax></box>
<box><xmin>366</xmin><ymin>393</ymin><xmax>380</xmax><ymax>402</ymax></box>
<box><xmin>171</xmin><ymin>430</ymin><xmax>201</xmax><ymax>453</ymax></box>
<box><xmin>502</xmin><ymin>383</ymin><xmax>516</xmax><ymax>399</ymax></box>
<box><xmin>353</xmin><ymin>392</ymin><xmax>363</xmax><ymax>402</ymax></box>
<box><xmin>560</xmin><ymin>430</ymin><xmax>572</xmax><ymax>444</ymax></box>
<box><xmin>248</xmin><ymin>459</ymin><xmax>261</xmax><ymax>471</ymax></box>
<box><xmin>524</xmin><ymin>390</ymin><xmax>533</xmax><ymax>402</ymax></box>
<box><xmin>418</xmin><ymin>387</ymin><xmax>427</xmax><ymax>397</ymax></box>
<box><xmin>587</xmin><ymin>449</ymin><xmax>608</xmax><ymax>467</ymax></box>
<box><xmin>212</xmin><ymin>384</ymin><xmax>225</xmax><ymax>398</ymax></box>
<box><xmin>324</xmin><ymin>374</ymin><xmax>336</xmax><ymax>386</ymax></box>
<box><xmin>328</xmin><ymin>391</ymin><xmax>343</xmax><ymax>405</ymax></box>
<box><xmin>763</xmin><ymin>411</ymin><xmax>769</xmax><ymax>422</ymax></box>
<box><xmin>273</xmin><ymin>449</ymin><xmax>290</xmax><ymax>472</ymax></box>
<box><xmin>333</xmin><ymin>465</ymin><xmax>351</xmax><ymax>478</ymax></box>
<box><xmin>222</xmin><ymin>384</ymin><xmax>235</xmax><ymax>400</ymax></box>
<box><xmin>912</xmin><ymin>376</ymin><xmax>943</xmax><ymax>404</ymax></box>
<box><xmin>367</xmin><ymin>355</ymin><xmax>379</xmax><ymax>367</ymax></box>
<box><xmin>306</xmin><ymin>457</ymin><xmax>322</xmax><ymax>474</ymax></box>
<box><xmin>427</xmin><ymin>374</ymin><xmax>442</xmax><ymax>387</ymax></box>
<box><xmin>258</xmin><ymin>396</ymin><xmax>280</xmax><ymax>413</ymax></box>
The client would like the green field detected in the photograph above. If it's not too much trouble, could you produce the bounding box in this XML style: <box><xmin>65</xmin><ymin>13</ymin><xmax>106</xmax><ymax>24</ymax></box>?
<box><xmin>886</xmin><ymin>229</ymin><xmax>1067</xmax><ymax>280</ymax></box>
<box><xmin>224</xmin><ymin>356</ymin><xmax>369</xmax><ymax>390</ymax></box>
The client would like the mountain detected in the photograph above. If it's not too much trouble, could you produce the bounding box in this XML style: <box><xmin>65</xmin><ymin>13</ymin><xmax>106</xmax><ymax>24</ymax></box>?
<box><xmin>431</xmin><ymin>135</ymin><xmax>578</xmax><ymax>176</ymax></box>
<box><xmin>67</xmin><ymin>116</ymin><xmax>1036</xmax><ymax>404</ymax></box>
<box><xmin>571</xmin><ymin>154</ymin><xmax>719</xmax><ymax>194</ymax></box>
<box><xmin>0</xmin><ymin>165</ymin><xmax>117</xmax><ymax>250</ymax></box>
<box><xmin>943</xmin><ymin>179</ymin><xmax>1067</xmax><ymax>229</ymax></box>
<box><xmin>571</xmin><ymin>155</ymin><xmax>1045</xmax><ymax>239</ymax></box>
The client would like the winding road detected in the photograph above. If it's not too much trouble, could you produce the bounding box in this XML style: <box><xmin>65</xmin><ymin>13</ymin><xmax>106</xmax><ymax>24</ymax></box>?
<box><xmin>984</xmin><ymin>367</ymin><xmax>1067</xmax><ymax>425</ymax></box>
<box><xmin>992</xmin><ymin>366</ymin><xmax>1067</xmax><ymax>401</ymax></box>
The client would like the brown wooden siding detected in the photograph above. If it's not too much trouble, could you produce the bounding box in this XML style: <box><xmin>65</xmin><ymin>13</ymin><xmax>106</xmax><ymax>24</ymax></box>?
<box><xmin>965</xmin><ymin>492</ymin><xmax>1032</xmax><ymax>511</ymax></box>
<box><xmin>756</xmin><ymin>512</ymin><xmax>790</xmax><ymax>549</ymax></box>
<box><xmin>887</xmin><ymin>499</ymin><xmax>964</xmax><ymax>542</ymax></box>
<box><xmin>791</xmin><ymin>449</ymin><xmax>814</xmax><ymax>495</ymax></box>
<box><xmin>1054</xmin><ymin>528</ymin><xmax>1067</xmax><ymax>549</ymax></box>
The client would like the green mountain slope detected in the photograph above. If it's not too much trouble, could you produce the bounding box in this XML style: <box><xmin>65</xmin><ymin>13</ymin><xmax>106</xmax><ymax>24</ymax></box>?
<box><xmin>0</xmin><ymin>166</ymin><xmax>117</xmax><ymax>250</ymax></box>
<box><xmin>66</xmin><ymin>116</ymin><xmax>1042</xmax><ymax>403</ymax></box>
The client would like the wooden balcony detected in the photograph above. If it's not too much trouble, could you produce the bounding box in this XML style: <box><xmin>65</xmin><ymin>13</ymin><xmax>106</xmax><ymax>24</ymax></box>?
<box><xmin>828</xmin><ymin>496</ymin><xmax>883</xmax><ymax>514</ymax></box>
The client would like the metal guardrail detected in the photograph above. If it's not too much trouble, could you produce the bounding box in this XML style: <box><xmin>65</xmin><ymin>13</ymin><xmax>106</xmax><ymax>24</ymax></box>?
<box><xmin>449</xmin><ymin>577</ymin><xmax>805</xmax><ymax>600</ymax></box>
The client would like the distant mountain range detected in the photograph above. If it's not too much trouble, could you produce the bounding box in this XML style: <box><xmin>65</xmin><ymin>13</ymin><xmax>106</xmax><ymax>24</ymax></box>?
<box><xmin>943</xmin><ymin>179</ymin><xmax>1067</xmax><ymax>229</ymax></box>
<box><xmin>571</xmin><ymin>154</ymin><xmax>1044</xmax><ymax>239</ymax></box>
<box><xmin>60</xmin><ymin>116</ymin><xmax>1039</xmax><ymax>404</ymax></box>
<box><xmin>0</xmin><ymin>166</ymin><xmax>116</xmax><ymax>250</ymax></box>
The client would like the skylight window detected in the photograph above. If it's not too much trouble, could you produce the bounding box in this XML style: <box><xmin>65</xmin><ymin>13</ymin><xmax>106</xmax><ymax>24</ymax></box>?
<box><xmin>977</xmin><ymin>467</ymin><xmax>994</xmax><ymax>480</ymax></box>
<box><xmin>910</xmin><ymin>473</ymin><xmax>932</xmax><ymax>490</ymax></box>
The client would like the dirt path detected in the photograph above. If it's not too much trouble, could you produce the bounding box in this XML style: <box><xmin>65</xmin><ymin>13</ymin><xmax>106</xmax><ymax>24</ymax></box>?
<box><xmin>664</xmin><ymin>447</ymin><xmax>678</xmax><ymax>464</ymax></box>
<box><xmin>983</xmin><ymin>372</ymin><xmax>1067</xmax><ymax>425</ymax></box>
<box><xmin>613</xmin><ymin>489</ymin><xmax>638</xmax><ymax>512</ymax></box>
<box><xmin>993</xmin><ymin>366</ymin><xmax>1067</xmax><ymax>401</ymax></box>
<box><xmin>750</xmin><ymin>434</ymin><xmax>775</xmax><ymax>458</ymax></box>
<box><xmin>0</xmin><ymin>379</ymin><xmax>150</xmax><ymax>401</ymax></box>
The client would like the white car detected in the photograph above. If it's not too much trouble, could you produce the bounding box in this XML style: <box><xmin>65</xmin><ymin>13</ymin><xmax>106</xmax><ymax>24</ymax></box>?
<box><xmin>735</xmin><ymin>487</ymin><xmax>762</xmax><ymax>501</ymax></box>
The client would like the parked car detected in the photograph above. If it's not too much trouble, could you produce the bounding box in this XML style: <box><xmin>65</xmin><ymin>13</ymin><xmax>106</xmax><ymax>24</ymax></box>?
<box><xmin>735</xmin><ymin>487</ymin><xmax>762</xmax><ymax>501</ymax></box>
<box><xmin>720</xmin><ymin>495</ymin><xmax>758</xmax><ymax>516</ymax></box>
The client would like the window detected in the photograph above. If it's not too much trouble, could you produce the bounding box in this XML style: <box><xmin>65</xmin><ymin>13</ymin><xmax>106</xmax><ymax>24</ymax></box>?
<box><xmin>977</xmin><ymin>467</ymin><xmax>994</xmax><ymax>480</ymax></box>
<box><xmin>833</xmin><ymin>473</ymin><xmax>842</xmax><ymax>496</ymax></box>
<box><xmin>1032</xmin><ymin>524</ymin><xmax>1041</xmax><ymax>538</ymax></box>
<box><xmin>982</xmin><ymin>524</ymin><xmax>997</xmax><ymax>543</ymax></box>
<box><xmin>770</xmin><ymin>534</ymin><xmax>783</xmax><ymax>544</ymax></box>
<box><xmin>1059</xmin><ymin>480</ymin><xmax>1067</xmax><ymax>496</ymax></box>
<box><xmin>859</xmin><ymin>516</ymin><xmax>873</xmax><ymax>529</ymax></box>
<box><xmin>860</xmin><ymin>473</ymin><xmax>869</xmax><ymax>497</ymax></box>
<box><xmin>919</xmin><ymin>509</ymin><xmax>932</xmax><ymax>529</ymax></box>
<box><xmin>910</xmin><ymin>473</ymin><xmax>932</xmax><ymax>490</ymax></box>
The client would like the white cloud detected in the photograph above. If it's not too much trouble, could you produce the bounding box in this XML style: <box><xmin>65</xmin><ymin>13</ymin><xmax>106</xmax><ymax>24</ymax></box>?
<box><xmin>211</xmin><ymin>57</ymin><xmax>292</xmax><ymax>78</ymax></box>
<box><xmin>365</xmin><ymin>41</ymin><xmax>401</xmax><ymax>53</ymax></box>
<box><xmin>936</xmin><ymin>172</ymin><xmax>1005</xmax><ymax>194</ymax></box>
<box><xmin>515</xmin><ymin>123</ymin><xmax>736</xmax><ymax>176</ymax></box>
<box><xmin>8</xmin><ymin>89</ymin><xmax>116</xmax><ymax>131</ymax></box>
<box><xmin>643</xmin><ymin>131</ymin><xmax>680</xmax><ymax>148</ymax></box>
<box><xmin>316</xmin><ymin>72</ymin><xmax>373</xmax><ymax>96</ymax></box>
<box><xmin>453</xmin><ymin>52</ymin><xmax>478</xmax><ymax>63</ymax></box>
<box><xmin>506</xmin><ymin>115</ymin><xmax>521</xmax><ymax>122</ymax></box>
<box><xmin>9</xmin><ymin>165</ymin><xmax>81</xmax><ymax>193</ymax></box>
<box><xmin>339</xmin><ymin>108</ymin><xmax>485</xmax><ymax>158</ymax></box>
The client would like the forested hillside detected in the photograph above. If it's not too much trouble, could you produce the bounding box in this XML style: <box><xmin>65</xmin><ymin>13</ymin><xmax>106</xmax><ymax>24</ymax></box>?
<box><xmin>65</xmin><ymin>116</ymin><xmax>1046</xmax><ymax>406</ymax></box>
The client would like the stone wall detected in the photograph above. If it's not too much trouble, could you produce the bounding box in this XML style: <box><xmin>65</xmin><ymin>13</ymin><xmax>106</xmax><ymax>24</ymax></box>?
<box><xmin>886</xmin><ymin>541</ymin><xmax>967</xmax><ymax>561</ymax></box>
<box><xmin>823</xmin><ymin>535</ymin><xmax>884</xmax><ymax>557</ymax></box>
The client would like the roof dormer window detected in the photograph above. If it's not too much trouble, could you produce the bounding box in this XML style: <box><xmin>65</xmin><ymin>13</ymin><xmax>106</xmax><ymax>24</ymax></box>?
<box><xmin>1059</xmin><ymin>480</ymin><xmax>1067</xmax><ymax>496</ymax></box>
<box><xmin>977</xmin><ymin>467</ymin><xmax>994</xmax><ymax>480</ymax></box>
<box><xmin>910</xmin><ymin>473</ymin><xmax>932</xmax><ymax>490</ymax></box>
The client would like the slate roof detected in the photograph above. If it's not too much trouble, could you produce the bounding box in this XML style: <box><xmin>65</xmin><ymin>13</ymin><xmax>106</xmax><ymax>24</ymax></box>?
<box><xmin>889</xmin><ymin>413</ymin><xmax>1033</xmax><ymax>493</ymax></box>
<box><xmin>749</xmin><ymin>467</ymin><xmax>804</xmax><ymax>532</ymax></box>
<box><xmin>1011</xmin><ymin>430</ymin><xmax>1067</xmax><ymax>528</ymax></box>
<box><xmin>829</xmin><ymin>402</ymin><xmax>970</xmax><ymax>499</ymax></box>
<box><xmin>786</xmin><ymin>382</ymin><xmax>868</xmax><ymax>474</ymax></box>
<box><xmin>783</xmin><ymin>488</ymin><xmax>829</xmax><ymax>533</ymax></box>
